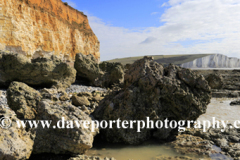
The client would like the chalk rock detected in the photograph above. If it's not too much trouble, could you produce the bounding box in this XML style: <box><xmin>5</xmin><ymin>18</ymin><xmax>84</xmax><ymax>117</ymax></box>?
<box><xmin>181</xmin><ymin>54</ymin><xmax>240</xmax><ymax>68</ymax></box>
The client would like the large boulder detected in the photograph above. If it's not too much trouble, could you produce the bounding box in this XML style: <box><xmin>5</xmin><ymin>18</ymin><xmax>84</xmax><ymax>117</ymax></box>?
<box><xmin>205</xmin><ymin>73</ymin><xmax>223</xmax><ymax>89</ymax></box>
<box><xmin>6</xmin><ymin>81</ymin><xmax>99</xmax><ymax>155</ymax></box>
<box><xmin>74</xmin><ymin>53</ymin><xmax>104</xmax><ymax>84</ymax></box>
<box><xmin>0</xmin><ymin>105</ymin><xmax>34</xmax><ymax>160</ymax></box>
<box><xmin>94</xmin><ymin>57</ymin><xmax>211</xmax><ymax>144</ymax></box>
<box><xmin>33</xmin><ymin>100</ymin><xmax>99</xmax><ymax>154</ymax></box>
<box><xmin>97</xmin><ymin>61</ymin><xmax>124</xmax><ymax>87</ymax></box>
<box><xmin>0</xmin><ymin>52</ymin><xmax>76</xmax><ymax>88</ymax></box>
<box><xmin>74</xmin><ymin>53</ymin><xmax>124</xmax><ymax>88</ymax></box>
<box><xmin>7</xmin><ymin>81</ymin><xmax>42</xmax><ymax>120</ymax></box>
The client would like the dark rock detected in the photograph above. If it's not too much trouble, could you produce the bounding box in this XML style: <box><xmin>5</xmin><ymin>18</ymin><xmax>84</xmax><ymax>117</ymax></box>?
<box><xmin>98</xmin><ymin>61</ymin><xmax>124</xmax><ymax>87</ymax></box>
<box><xmin>183</xmin><ymin>124</ymin><xmax>240</xmax><ymax>159</ymax></box>
<box><xmin>0</xmin><ymin>52</ymin><xmax>76</xmax><ymax>89</ymax></box>
<box><xmin>206</xmin><ymin>73</ymin><xmax>223</xmax><ymax>89</ymax></box>
<box><xmin>74</xmin><ymin>53</ymin><xmax>124</xmax><ymax>88</ymax></box>
<box><xmin>212</xmin><ymin>90</ymin><xmax>240</xmax><ymax>98</ymax></box>
<box><xmin>72</xmin><ymin>95</ymin><xmax>91</xmax><ymax>106</ymax></box>
<box><xmin>33</xmin><ymin>100</ymin><xmax>99</xmax><ymax>154</ymax></box>
<box><xmin>171</xmin><ymin>134</ymin><xmax>214</xmax><ymax>157</ymax></box>
<box><xmin>93</xmin><ymin>56</ymin><xmax>211</xmax><ymax>144</ymax></box>
<box><xmin>194</xmin><ymin>69</ymin><xmax>240</xmax><ymax>98</ymax></box>
<box><xmin>74</xmin><ymin>53</ymin><xmax>104</xmax><ymax>85</ymax></box>
<box><xmin>230</xmin><ymin>100</ymin><xmax>240</xmax><ymax>106</ymax></box>
<box><xmin>7</xmin><ymin>81</ymin><xmax>42</xmax><ymax>120</ymax></box>
<box><xmin>7</xmin><ymin>81</ymin><xmax>99</xmax><ymax>155</ymax></box>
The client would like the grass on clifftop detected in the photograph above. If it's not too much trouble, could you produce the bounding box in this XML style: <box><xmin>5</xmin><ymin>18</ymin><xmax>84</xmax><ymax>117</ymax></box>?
<box><xmin>107</xmin><ymin>54</ymin><xmax>213</xmax><ymax>66</ymax></box>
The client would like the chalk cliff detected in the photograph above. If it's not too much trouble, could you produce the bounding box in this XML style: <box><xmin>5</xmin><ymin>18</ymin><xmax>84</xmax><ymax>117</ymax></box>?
<box><xmin>181</xmin><ymin>54</ymin><xmax>240</xmax><ymax>68</ymax></box>
<box><xmin>0</xmin><ymin>0</ymin><xmax>100</xmax><ymax>61</ymax></box>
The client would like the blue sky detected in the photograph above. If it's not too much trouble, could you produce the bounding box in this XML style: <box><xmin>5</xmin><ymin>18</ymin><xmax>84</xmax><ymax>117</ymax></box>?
<box><xmin>64</xmin><ymin>0</ymin><xmax>240</xmax><ymax>61</ymax></box>
<box><xmin>65</xmin><ymin>0</ymin><xmax>167</xmax><ymax>29</ymax></box>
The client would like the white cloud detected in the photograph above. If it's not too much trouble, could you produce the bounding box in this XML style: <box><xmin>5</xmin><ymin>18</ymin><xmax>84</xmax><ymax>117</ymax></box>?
<box><xmin>151</xmin><ymin>12</ymin><xmax>159</xmax><ymax>15</ymax></box>
<box><xmin>88</xmin><ymin>0</ymin><xmax>240</xmax><ymax>61</ymax></box>
<box><xmin>161</xmin><ymin>2</ymin><xmax>168</xmax><ymax>7</ymax></box>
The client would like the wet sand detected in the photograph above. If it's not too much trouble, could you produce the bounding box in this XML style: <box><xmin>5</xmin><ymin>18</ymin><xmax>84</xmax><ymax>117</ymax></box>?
<box><xmin>198</xmin><ymin>98</ymin><xmax>240</xmax><ymax>124</ymax></box>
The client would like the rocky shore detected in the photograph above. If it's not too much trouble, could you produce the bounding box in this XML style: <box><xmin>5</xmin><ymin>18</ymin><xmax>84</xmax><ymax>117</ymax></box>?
<box><xmin>194</xmin><ymin>70</ymin><xmax>240</xmax><ymax>98</ymax></box>
<box><xmin>0</xmin><ymin>51</ymin><xmax>239</xmax><ymax>160</ymax></box>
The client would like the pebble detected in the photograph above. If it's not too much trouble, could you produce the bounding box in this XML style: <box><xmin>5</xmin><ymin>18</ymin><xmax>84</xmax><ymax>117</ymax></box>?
<box><xmin>0</xmin><ymin>83</ymin><xmax>107</xmax><ymax>109</ymax></box>
<box><xmin>0</xmin><ymin>89</ymin><xmax>9</xmax><ymax>109</ymax></box>
<box><xmin>66</xmin><ymin>84</ymin><xmax>107</xmax><ymax>94</ymax></box>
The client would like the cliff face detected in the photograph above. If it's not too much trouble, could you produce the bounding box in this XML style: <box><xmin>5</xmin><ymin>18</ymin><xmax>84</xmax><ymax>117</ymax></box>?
<box><xmin>181</xmin><ymin>54</ymin><xmax>240</xmax><ymax>68</ymax></box>
<box><xmin>0</xmin><ymin>0</ymin><xmax>100</xmax><ymax>61</ymax></box>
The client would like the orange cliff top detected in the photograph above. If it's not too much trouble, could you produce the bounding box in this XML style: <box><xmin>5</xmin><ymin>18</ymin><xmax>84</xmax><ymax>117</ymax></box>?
<box><xmin>0</xmin><ymin>0</ymin><xmax>100</xmax><ymax>61</ymax></box>
<box><xmin>20</xmin><ymin>0</ymin><xmax>91</xmax><ymax>30</ymax></box>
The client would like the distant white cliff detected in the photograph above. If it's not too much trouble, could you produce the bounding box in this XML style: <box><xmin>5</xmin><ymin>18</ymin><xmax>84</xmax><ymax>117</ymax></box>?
<box><xmin>181</xmin><ymin>54</ymin><xmax>240</xmax><ymax>68</ymax></box>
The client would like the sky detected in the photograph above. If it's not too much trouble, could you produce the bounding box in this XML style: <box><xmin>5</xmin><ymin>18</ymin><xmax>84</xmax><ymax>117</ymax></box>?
<box><xmin>63</xmin><ymin>0</ymin><xmax>240</xmax><ymax>61</ymax></box>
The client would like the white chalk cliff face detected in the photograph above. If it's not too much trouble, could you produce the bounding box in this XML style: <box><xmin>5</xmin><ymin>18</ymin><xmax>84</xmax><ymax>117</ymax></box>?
<box><xmin>181</xmin><ymin>54</ymin><xmax>240</xmax><ymax>68</ymax></box>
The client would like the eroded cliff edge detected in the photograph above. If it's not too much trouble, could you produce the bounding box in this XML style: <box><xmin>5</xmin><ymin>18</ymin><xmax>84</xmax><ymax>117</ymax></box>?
<box><xmin>0</xmin><ymin>0</ymin><xmax>100</xmax><ymax>61</ymax></box>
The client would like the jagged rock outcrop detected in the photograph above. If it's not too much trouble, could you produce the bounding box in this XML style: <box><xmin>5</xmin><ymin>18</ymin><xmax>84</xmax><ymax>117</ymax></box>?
<box><xmin>0</xmin><ymin>105</ymin><xmax>34</xmax><ymax>160</ymax></box>
<box><xmin>0</xmin><ymin>52</ymin><xmax>76</xmax><ymax>88</ymax></box>
<box><xmin>0</xmin><ymin>0</ymin><xmax>100</xmax><ymax>61</ymax></box>
<box><xmin>7</xmin><ymin>81</ymin><xmax>42</xmax><ymax>120</ymax></box>
<box><xmin>181</xmin><ymin>54</ymin><xmax>240</xmax><ymax>68</ymax></box>
<box><xmin>195</xmin><ymin>70</ymin><xmax>240</xmax><ymax>90</ymax></box>
<box><xmin>74</xmin><ymin>53</ymin><xmax>124</xmax><ymax>88</ymax></box>
<box><xmin>194</xmin><ymin>70</ymin><xmax>240</xmax><ymax>98</ymax></box>
<box><xmin>94</xmin><ymin>56</ymin><xmax>211</xmax><ymax>144</ymax></box>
